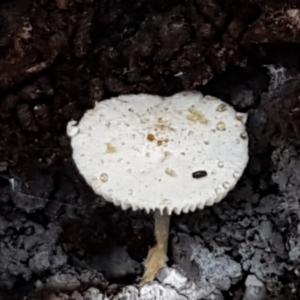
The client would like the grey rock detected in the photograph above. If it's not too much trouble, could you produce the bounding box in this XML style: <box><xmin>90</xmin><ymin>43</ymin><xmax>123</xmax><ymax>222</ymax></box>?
<box><xmin>29</xmin><ymin>249</ymin><xmax>51</xmax><ymax>274</ymax></box>
<box><xmin>243</xmin><ymin>275</ymin><xmax>266</xmax><ymax>300</ymax></box>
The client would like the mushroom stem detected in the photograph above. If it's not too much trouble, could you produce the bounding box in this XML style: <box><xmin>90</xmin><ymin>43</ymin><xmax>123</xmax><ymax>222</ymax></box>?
<box><xmin>154</xmin><ymin>209</ymin><xmax>170</xmax><ymax>253</ymax></box>
<box><xmin>141</xmin><ymin>209</ymin><xmax>170</xmax><ymax>284</ymax></box>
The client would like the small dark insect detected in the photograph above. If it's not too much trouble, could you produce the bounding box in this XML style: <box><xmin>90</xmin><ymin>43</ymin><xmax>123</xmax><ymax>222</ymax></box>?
<box><xmin>192</xmin><ymin>170</ymin><xmax>207</xmax><ymax>179</ymax></box>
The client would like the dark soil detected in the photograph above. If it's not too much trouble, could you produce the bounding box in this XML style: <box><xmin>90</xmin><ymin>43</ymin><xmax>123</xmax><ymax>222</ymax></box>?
<box><xmin>1</xmin><ymin>0</ymin><xmax>300</xmax><ymax>299</ymax></box>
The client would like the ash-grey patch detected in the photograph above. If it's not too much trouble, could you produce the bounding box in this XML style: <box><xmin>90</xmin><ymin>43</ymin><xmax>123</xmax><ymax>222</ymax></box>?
<box><xmin>243</xmin><ymin>275</ymin><xmax>266</xmax><ymax>300</ymax></box>
<box><xmin>171</xmin><ymin>230</ymin><xmax>238</xmax><ymax>295</ymax></box>
<box><xmin>31</xmin><ymin>267</ymin><xmax>219</xmax><ymax>300</ymax></box>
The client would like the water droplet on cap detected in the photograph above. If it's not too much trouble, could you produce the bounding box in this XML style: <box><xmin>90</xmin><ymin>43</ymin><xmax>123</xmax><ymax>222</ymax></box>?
<box><xmin>240</xmin><ymin>132</ymin><xmax>248</xmax><ymax>140</ymax></box>
<box><xmin>236</xmin><ymin>113</ymin><xmax>246</xmax><ymax>124</ymax></box>
<box><xmin>223</xmin><ymin>182</ymin><xmax>230</xmax><ymax>189</ymax></box>
<box><xmin>233</xmin><ymin>170</ymin><xmax>240</xmax><ymax>179</ymax></box>
<box><xmin>106</xmin><ymin>142</ymin><xmax>116</xmax><ymax>153</ymax></box>
<box><xmin>218</xmin><ymin>161</ymin><xmax>224</xmax><ymax>168</ymax></box>
<box><xmin>216</xmin><ymin>121</ymin><xmax>226</xmax><ymax>131</ymax></box>
<box><xmin>67</xmin><ymin>125</ymin><xmax>79</xmax><ymax>137</ymax></box>
<box><xmin>100</xmin><ymin>173</ymin><xmax>108</xmax><ymax>182</ymax></box>
<box><xmin>161</xmin><ymin>199</ymin><xmax>171</xmax><ymax>205</ymax></box>
<box><xmin>165</xmin><ymin>168</ymin><xmax>176</xmax><ymax>177</ymax></box>
<box><xmin>215</xmin><ymin>187</ymin><xmax>222</xmax><ymax>195</ymax></box>
<box><xmin>217</xmin><ymin>104</ymin><xmax>228</xmax><ymax>112</ymax></box>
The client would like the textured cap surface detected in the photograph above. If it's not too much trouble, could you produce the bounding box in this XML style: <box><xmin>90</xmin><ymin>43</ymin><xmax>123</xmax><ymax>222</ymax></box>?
<box><xmin>67</xmin><ymin>91</ymin><xmax>249</xmax><ymax>215</ymax></box>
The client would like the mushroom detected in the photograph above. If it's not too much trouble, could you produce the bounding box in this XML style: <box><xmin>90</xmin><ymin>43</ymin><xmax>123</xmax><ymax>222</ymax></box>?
<box><xmin>67</xmin><ymin>91</ymin><xmax>249</xmax><ymax>284</ymax></box>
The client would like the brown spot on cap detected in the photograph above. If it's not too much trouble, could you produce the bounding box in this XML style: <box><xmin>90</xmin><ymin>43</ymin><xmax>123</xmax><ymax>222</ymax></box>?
<box><xmin>147</xmin><ymin>133</ymin><xmax>155</xmax><ymax>141</ymax></box>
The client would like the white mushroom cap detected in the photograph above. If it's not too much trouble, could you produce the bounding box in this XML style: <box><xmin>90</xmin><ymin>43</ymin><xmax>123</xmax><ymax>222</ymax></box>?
<box><xmin>67</xmin><ymin>91</ymin><xmax>249</xmax><ymax>215</ymax></box>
